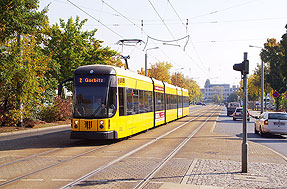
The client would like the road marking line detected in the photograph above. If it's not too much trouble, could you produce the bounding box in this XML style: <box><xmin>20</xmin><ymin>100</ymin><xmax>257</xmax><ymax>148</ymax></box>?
<box><xmin>181</xmin><ymin>158</ymin><xmax>198</xmax><ymax>184</ymax></box>
<box><xmin>210</xmin><ymin>114</ymin><xmax>219</xmax><ymax>133</ymax></box>
<box><xmin>21</xmin><ymin>179</ymin><xmax>44</xmax><ymax>182</ymax></box>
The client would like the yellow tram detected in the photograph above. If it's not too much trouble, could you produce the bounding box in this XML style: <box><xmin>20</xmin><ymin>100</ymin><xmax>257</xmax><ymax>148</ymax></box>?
<box><xmin>70</xmin><ymin>65</ymin><xmax>189</xmax><ymax>140</ymax></box>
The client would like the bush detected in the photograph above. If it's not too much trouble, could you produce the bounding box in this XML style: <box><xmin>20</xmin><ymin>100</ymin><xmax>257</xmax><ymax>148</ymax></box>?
<box><xmin>40</xmin><ymin>96</ymin><xmax>72</xmax><ymax>123</ymax></box>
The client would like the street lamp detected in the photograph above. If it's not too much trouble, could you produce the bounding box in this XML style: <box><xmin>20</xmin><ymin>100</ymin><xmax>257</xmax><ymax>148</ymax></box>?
<box><xmin>249</xmin><ymin>45</ymin><xmax>264</xmax><ymax>113</ymax></box>
<box><xmin>145</xmin><ymin>47</ymin><xmax>159</xmax><ymax>76</ymax></box>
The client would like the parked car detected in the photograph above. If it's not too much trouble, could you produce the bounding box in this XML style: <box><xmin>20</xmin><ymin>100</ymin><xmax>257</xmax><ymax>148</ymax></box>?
<box><xmin>232</xmin><ymin>107</ymin><xmax>250</xmax><ymax>121</ymax></box>
<box><xmin>227</xmin><ymin>102</ymin><xmax>240</xmax><ymax>116</ymax></box>
<box><xmin>254</xmin><ymin>112</ymin><xmax>287</xmax><ymax>136</ymax></box>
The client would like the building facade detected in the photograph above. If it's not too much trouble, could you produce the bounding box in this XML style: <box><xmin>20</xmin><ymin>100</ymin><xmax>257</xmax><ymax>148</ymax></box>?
<box><xmin>203</xmin><ymin>84</ymin><xmax>239</xmax><ymax>103</ymax></box>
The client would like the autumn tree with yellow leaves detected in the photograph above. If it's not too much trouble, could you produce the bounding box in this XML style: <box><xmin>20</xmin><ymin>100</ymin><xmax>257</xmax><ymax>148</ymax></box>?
<box><xmin>138</xmin><ymin>61</ymin><xmax>202</xmax><ymax>103</ymax></box>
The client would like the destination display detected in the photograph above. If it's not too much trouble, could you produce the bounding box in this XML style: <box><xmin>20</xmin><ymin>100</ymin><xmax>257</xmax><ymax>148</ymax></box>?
<box><xmin>75</xmin><ymin>75</ymin><xmax>107</xmax><ymax>86</ymax></box>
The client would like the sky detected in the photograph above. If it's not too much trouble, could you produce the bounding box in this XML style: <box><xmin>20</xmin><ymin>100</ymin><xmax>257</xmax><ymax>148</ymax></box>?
<box><xmin>39</xmin><ymin>0</ymin><xmax>287</xmax><ymax>88</ymax></box>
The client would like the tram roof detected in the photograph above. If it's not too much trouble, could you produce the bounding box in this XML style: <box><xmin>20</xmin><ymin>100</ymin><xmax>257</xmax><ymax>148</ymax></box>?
<box><xmin>75</xmin><ymin>64</ymin><xmax>188</xmax><ymax>92</ymax></box>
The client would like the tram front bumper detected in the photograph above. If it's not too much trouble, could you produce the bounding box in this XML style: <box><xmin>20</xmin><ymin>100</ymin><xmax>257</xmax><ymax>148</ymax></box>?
<box><xmin>70</xmin><ymin>131</ymin><xmax>118</xmax><ymax>140</ymax></box>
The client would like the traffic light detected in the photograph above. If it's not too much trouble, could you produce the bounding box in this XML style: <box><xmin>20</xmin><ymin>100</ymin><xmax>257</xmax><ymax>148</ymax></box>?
<box><xmin>233</xmin><ymin>60</ymin><xmax>249</xmax><ymax>74</ymax></box>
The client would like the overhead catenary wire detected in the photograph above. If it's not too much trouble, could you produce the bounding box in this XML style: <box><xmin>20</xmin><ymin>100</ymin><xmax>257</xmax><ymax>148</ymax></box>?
<box><xmin>147</xmin><ymin>0</ymin><xmax>177</xmax><ymax>40</ymax></box>
<box><xmin>66</xmin><ymin>0</ymin><xmax>124</xmax><ymax>38</ymax></box>
<box><xmin>147</xmin><ymin>0</ymin><xmax>209</xmax><ymax>77</ymax></box>
<box><xmin>167</xmin><ymin>0</ymin><xmax>209</xmax><ymax>76</ymax></box>
<box><xmin>189</xmin><ymin>0</ymin><xmax>259</xmax><ymax>20</ymax></box>
<box><xmin>100</xmin><ymin>0</ymin><xmax>189</xmax><ymax>69</ymax></box>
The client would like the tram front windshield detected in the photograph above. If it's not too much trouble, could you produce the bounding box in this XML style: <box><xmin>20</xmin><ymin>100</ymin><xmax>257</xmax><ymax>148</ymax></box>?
<box><xmin>73</xmin><ymin>75</ymin><xmax>117</xmax><ymax>119</ymax></box>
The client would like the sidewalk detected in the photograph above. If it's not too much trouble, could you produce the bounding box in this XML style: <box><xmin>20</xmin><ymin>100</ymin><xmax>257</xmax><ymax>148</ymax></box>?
<box><xmin>160</xmin><ymin>109</ymin><xmax>287</xmax><ymax>189</ymax></box>
<box><xmin>0</xmin><ymin>124</ymin><xmax>70</xmax><ymax>137</ymax></box>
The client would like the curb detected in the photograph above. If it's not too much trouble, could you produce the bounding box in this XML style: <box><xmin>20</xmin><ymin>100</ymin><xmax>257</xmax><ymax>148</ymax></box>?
<box><xmin>0</xmin><ymin>124</ymin><xmax>71</xmax><ymax>137</ymax></box>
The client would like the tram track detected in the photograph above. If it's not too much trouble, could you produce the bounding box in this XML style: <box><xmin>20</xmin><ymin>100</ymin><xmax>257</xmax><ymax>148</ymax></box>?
<box><xmin>61</xmin><ymin>106</ymin><xmax>219</xmax><ymax>188</ymax></box>
<box><xmin>0</xmin><ymin>144</ymin><xmax>109</xmax><ymax>187</ymax></box>
<box><xmin>0</xmin><ymin>106</ymin><xmax>214</xmax><ymax>188</ymax></box>
<box><xmin>134</xmin><ymin>107</ymin><xmax>218</xmax><ymax>189</ymax></box>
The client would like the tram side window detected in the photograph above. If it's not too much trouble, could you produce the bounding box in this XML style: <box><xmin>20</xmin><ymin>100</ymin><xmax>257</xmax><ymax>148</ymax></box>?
<box><xmin>126</xmin><ymin>88</ymin><xmax>134</xmax><ymax>115</ymax></box>
<box><xmin>166</xmin><ymin>94</ymin><xmax>170</xmax><ymax>110</ymax></box>
<box><xmin>178</xmin><ymin>95</ymin><xmax>183</xmax><ymax>108</ymax></box>
<box><xmin>119</xmin><ymin>87</ymin><xmax>125</xmax><ymax>116</ymax></box>
<box><xmin>144</xmin><ymin>90</ymin><xmax>153</xmax><ymax>112</ymax></box>
<box><xmin>139</xmin><ymin>90</ymin><xmax>145</xmax><ymax>113</ymax></box>
<box><xmin>108</xmin><ymin>87</ymin><xmax>117</xmax><ymax>117</ymax></box>
<box><xmin>183</xmin><ymin>96</ymin><xmax>189</xmax><ymax>108</ymax></box>
<box><xmin>155</xmin><ymin>92</ymin><xmax>164</xmax><ymax>111</ymax></box>
<box><xmin>133</xmin><ymin>89</ymin><xmax>139</xmax><ymax>114</ymax></box>
<box><xmin>171</xmin><ymin>94</ymin><xmax>177</xmax><ymax>109</ymax></box>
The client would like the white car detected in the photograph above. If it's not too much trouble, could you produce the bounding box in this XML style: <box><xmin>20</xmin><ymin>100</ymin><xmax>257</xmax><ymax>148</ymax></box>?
<box><xmin>232</xmin><ymin>107</ymin><xmax>250</xmax><ymax>121</ymax></box>
<box><xmin>254</xmin><ymin>112</ymin><xmax>287</xmax><ymax>136</ymax></box>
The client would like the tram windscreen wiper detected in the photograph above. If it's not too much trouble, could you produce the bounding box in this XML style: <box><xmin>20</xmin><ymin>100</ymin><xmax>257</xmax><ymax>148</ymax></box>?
<box><xmin>92</xmin><ymin>104</ymin><xmax>106</xmax><ymax>117</ymax></box>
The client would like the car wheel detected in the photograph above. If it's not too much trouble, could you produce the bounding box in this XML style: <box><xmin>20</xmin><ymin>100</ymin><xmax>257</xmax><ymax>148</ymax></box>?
<box><xmin>259</xmin><ymin>126</ymin><xmax>266</xmax><ymax>137</ymax></box>
<box><xmin>254</xmin><ymin>124</ymin><xmax>258</xmax><ymax>134</ymax></box>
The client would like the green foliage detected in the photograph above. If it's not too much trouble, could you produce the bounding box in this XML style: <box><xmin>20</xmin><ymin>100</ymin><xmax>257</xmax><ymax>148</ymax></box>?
<box><xmin>184</xmin><ymin>77</ymin><xmax>202</xmax><ymax>103</ymax></box>
<box><xmin>0</xmin><ymin>35</ymin><xmax>54</xmax><ymax>126</ymax></box>
<box><xmin>0</xmin><ymin>0</ymin><xmax>48</xmax><ymax>43</ymax></box>
<box><xmin>39</xmin><ymin>97</ymin><xmax>72</xmax><ymax>123</ymax></box>
<box><xmin>212</xmin><ymin>94</ymin><xmax>222</xmax><ymax>104</ymax></box>
<box><xmin>227</xmin><ymin>93</ymin><xmax>238</xmax><ymax>103</ymax></box>
<box><xmin>43</xmin><ymin>16</ymin><xmax>119</xmax><ymax>87</ymax></box>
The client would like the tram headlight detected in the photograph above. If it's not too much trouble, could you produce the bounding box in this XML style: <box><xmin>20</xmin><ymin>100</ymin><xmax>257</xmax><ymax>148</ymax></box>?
<box><xmin>74</xmin><ymin>120</ymin><xmax>79</xmax><ymax>129</ymax></box>
<box><xmin>99</xmin><ymin>120</ymin><xmax>104</xmax><ymax>129</ymax></box>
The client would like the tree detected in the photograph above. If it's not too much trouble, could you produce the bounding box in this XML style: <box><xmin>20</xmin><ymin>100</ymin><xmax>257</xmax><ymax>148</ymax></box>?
<box><xmin>43</xmin><ymin>16</ymin><xmax>120</xmax><ymax>86</ymax></box>
<box><xmin>0</xmin><ymin>35</ymin><xmax>53</xmax><ymax>126</ymax></box>
<box><xmin>248</xmin><ymin>74</ymin><xmax>260</xmax><ymax>101</ymax></box>
<box><xmin>184</xmin><ymin>77</ymin><xmax>202</xmax><ymax>103</ymax></box>
<box><xmin>0</xmin><ymin>0</ymin><xmax>48</xmax><ymax>43</ymax></box>
<box><xmin>261</xmin><ymin>38</ymin><xmax>286</xmax><ymax>110</ymax></box>
<box><xmin>279</xmin><ymin>25</ymin><xmax>287</xmax><ymax>78</ymax></box>
<box><xmin>171</xmin><ymin>72</ymin><xmax>185</xmax><ymax>87</ymax></box>
<box><xmin>137</xmin><ymin>63</ymin><xmax>202</xmax><ymax>103</ymax></box>
<box><xmin>212</xmin><ymin>94</ymin><xmax>221</xmax><ymax>104</ymax></box>
<box><xmin>227</xmin><ymin>93</ymin><xmax>238</xmax><ymax>103</ymax></box>
<box><xmin>147</xmin><ymin>61</ymin><xmax>172</xmax><ymax>83</ymax></box>
<box><xmin>0</xmin><ymin>1</ymin><xmax>50</xmax><ymax>126</ymax></box>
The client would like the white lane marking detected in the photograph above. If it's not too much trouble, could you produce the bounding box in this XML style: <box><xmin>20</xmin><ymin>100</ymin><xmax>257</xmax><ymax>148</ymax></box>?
<box><xmin>21</xmin><ymin>179</ymin><xmax>44</xmax><ymax>182</ymax></box>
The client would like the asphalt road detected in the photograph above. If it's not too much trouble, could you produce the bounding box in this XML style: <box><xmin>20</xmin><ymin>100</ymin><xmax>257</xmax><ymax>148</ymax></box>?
<box><xmin>215</xmin><ymin>106</ymin><xmax>287</xmax><ymax>157</ymax></box>
<box><xmin>0</xmin><ymin>105</ymin><xmax>220</xmax><ymax>188</ymax></box>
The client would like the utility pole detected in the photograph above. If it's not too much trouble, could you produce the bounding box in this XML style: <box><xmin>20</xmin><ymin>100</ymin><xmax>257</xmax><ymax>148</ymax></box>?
<box><xmin>145</xmin><ymin>47</ymin><xmax>159</xmax><ymax>76</ymax></box>
<box><xmin>261</xmin><ymin>59</ymin><xmax>264</xmax><ymax>113</ymax></box>
<box><xmin>233</xmin><ymin>52</ymin><xmax>249</xmax><ymax>173</ymax></box>
<box><xmin>17</xmin><ymin>33</ymin><xmax>23</xmax><ymax>127</ymax></box>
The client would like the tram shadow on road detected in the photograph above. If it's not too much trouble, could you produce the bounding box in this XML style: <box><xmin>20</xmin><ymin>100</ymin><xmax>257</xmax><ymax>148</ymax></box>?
<box><xmin>0</xmin><ymin>130</ymin><xmax>118</xmax><ymax>152</ymax></box>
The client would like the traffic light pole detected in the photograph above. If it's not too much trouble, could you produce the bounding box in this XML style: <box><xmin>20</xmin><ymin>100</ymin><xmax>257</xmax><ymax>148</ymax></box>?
<box><xmin>242</xmin><ymin>52</ymin><xmax>248</xmax><ymax>173</ymax></box>
<box><xmin>233</xmin><ymin>52</ymin><xmax>249</xmax><ymax>173</ymax></box>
